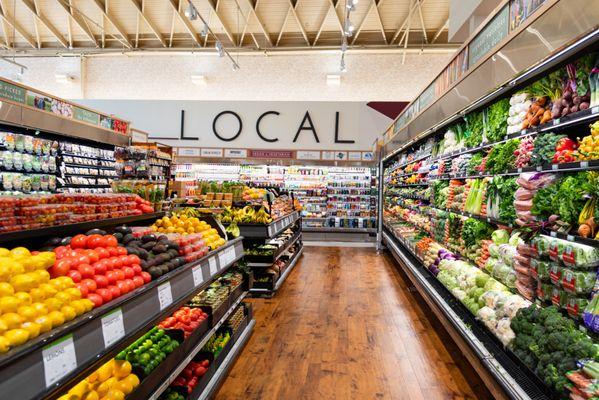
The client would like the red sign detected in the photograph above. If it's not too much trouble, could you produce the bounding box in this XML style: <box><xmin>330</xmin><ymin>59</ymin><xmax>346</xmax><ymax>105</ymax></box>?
<box><xmin>249</xmin><ymin>150</ymin><xmax>294</xmax><ymax>159</ymax></box>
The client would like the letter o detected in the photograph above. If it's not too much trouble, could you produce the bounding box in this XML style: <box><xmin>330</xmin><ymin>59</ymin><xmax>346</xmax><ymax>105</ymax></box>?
<box><xmin>213</xmin><ymin>111</ymin><xmax>242</xmax><ymax>142</ymax></box>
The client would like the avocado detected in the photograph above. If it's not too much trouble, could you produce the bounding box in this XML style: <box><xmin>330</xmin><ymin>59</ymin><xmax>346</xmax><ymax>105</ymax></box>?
<box><xmin>148</xmin><ymin>266</ymin><xmax>162</xmax><ymax>279</ymax></box>
<box><xmin>164</xmin><ymin>241</ymin><xmax>179</xmax><ymax>251</ymax></box>
<box><xmin>141</xmin><ymin>234</ymin><xmax>157</xmax><ymax>243</ymax></box>
<box><xmin>125</xmin><ymin>246</ymin><xmax>139</xmax><ymax>256</ymax></box>
<box><xmin>167</xmin><ymin>249</ymin><xmax>180</xmax><ymax>258</ymax></box>
<box><xmin>44</xmin><ymin>237</ymin><xmax>63</xmax><ymax>246</ymax></box>
<box><xmin>140</xmin><ymin>259</ymin><xmax>149</xmax><ymax>269</ymax></box>
<box><xmin>128</xmin><ymin>240</ymin><xmax>142</xmax><ymax>248</ymax></box>
<box><xmin>122</xmin><ymin>234</ymin><xmax>136</xmax><ymax>245</ymax></box>
<box><xmin>137</xmin><ymin>248</ymin><xmax>149</xmax><ymax>260</ymax></box>
<box><xmin>60</xmin><ymin>237</ymin><xmax>72</xmax><ymax>245</ymax></box>
<box><xmin>113</xmin><ymin>232</ymin><xmax>124</xmax><ymax>242</ymax></box>
<box><xmin>141</xmin><ymin>241</ymin><xmax>156</xmax><ymax>250</ymax></box>
<box><xmin>157</xmin><ymin>235</ymin><xmax>169</xmax><ymax>242</ymax></box>
<box><xmin>152</xmin><ymin>244</ymin><xmax>168</xmax><ymax>254</ymax></box>
<box><xmin>86</xmin><ymin>228</ymin><xmax>107</xmax><ymax>236</ymax></box>
<box><xmin>159</xmin><ymin>264</ymin><xmax>169</xmax><ymax>274</ymax></box>
<box><xmin>114</xmin><ymin>226</ymin><xmax>133</xmax><ymax>235</ymax></box>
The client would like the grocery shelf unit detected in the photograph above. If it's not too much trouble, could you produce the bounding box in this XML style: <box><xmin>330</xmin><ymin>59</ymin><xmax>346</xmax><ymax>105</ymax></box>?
<box><xmin>378</xmin><ymin>3</ymin><xmax>599</xmax><ymax>399</ymax></box>
<box><xmin>0</xmin><ymin>234</ymin><xmax>247</xmax><ymax>400</ymax></box>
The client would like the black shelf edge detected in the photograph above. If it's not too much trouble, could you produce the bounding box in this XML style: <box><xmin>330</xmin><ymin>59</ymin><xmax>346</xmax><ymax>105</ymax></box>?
<box><xmin>0</xmin><ymin>212</ymin><xmax>164</xmax><ymax>244</ymax></box>
<box><xmin>230</xmin><ymin>211</ymin><xmax>300</xmax><ymax>239</ymax></box>
<box><xmin>129</xmin><ymin>291</ymin><xmax>249</xmax><ymax>400</ymax></box>
<box><xmin>381</xmin><ymin>230</ymin><xmax>549</xmax><ymax>400</ymax></box>
<box><xmin>541</xmin><ymin>229</ymin><xmax>599</xmax><ymax>247</ymax></box>
<box><xmin>60</xmin><ymin>152</ymin><xmax>116</xmax><ymax>162</ymax></box>
<box><xmin>250</xmin><ymin>245</ymin><xmax>303</xmax><ymax>295</ymax></box>
<box><xmin>194</xmin><ymin>318</ymin><xmax>256</xmax><ymax>400</ymax></box>
<box><xmin>246</xmin><ymin>232</ymin><xmax>302</xmax><ymax>267</ymax></box>
<box><xmin>301</xmin><ymin>227</ymin><xmax>377</xmax><ymax>233</ymax></box>
<box><xmin>0</xmin><ymin>238</ymin><xmax>245</xmax><ymax>400</ymax></box>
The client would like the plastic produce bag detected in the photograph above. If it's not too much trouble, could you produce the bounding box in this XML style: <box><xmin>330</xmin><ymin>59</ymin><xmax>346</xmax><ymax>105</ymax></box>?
<box><xmin>561</xmin><ymin>269</ymin><xmax>597</xmax><ymax>295</ymax></box>
<box><xmin>498</xmin><ymin>244</ymin><xmax>517</xmax><ymax>266</ymax></box>
<box><xmin>583</xmin><ymin>293</ymin><xmax>599</xmax><ymax>333</ymax></box>
<box><xmin>537</xmin><ymin>282</ymin><xmax>553</xmax><ymax>301</ymax></box>
<box><xmin>561</xmin><ymin>242</ymin><xmax>599</xmax><ymax>269</ymax></box>
<box><xmin>566</xmin><ymin>296</ymin><xmax>589</xmax><ymax>319</ymax></box>
<box><xmin>530</xmin><ymin>236</ymin><xmax>550</xmax><ymax>257</ymax></box>
<box><xmin>530</xmin><ymin>259</ymin><xmax>551</xmax><ymax>281</ymax></box>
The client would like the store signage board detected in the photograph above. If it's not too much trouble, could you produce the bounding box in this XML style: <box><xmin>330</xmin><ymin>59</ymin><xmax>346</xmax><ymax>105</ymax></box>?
<box><xmin>0</xmin><ymin>80</ymin><xmax>26</xmax><ymax>103</ymax></box>
<box><xmin>178</xmin><ymin>148</ymin><xmax>200</xmax><ymax>156</ymax></box>
<box><xmin>322</xmin><ymin>151</ymin><xmax>335</xmax><ymax>160</ymax></box>
<box><xmin>334</xmin><ymin>152</ymin><xmax>348</xmax><ymax>161</ymax></box>
<box><xmin>362</xmin><ymin>152</ymin><xmax>374</xmax><ymax>161</ymax></box>
<box><xmin>468</xmin><ymin>4</ymin><xmax>509</xmax><ymax>68</ymax></box>
<box><xmin>348</xmin><ymin>151</ymin><xmax>362</xmax><ymax>161</ymax></box>
<box><xmin>73</xmin><ymin>106</ymin><xmax>101</xmax><ymax>125</ymax></box>
<box><xmin>200</xmin><ymin>148</ymin><xmax>224</xmax><ymax>157</ymax></box>
<box><xmin>418</xmin><ymin>82</ymin><xmax>435</xmax><ymax>111</ymax></box>
<box><xmin>224</xmin><ymin>149</ymin><xmax>248</xmax><ymax>158</ymax></box>
<box><xmin>250</xmin><ymin>149</ymin><xmax>294</xmax><ymax>159</ymax></box>
<box><xmin>297</xmin><ymin>150</ymin><xmax>320</xmax><ymax>160</ymax></box>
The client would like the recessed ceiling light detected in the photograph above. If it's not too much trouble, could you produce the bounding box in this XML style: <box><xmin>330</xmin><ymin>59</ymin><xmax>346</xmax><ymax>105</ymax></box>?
<box><xmin>326</xmin><ymin>74</ymin><xmax>341</xmax><ymax>86</ymax></box>
<box><xmin>191</xmin><ymin>75</ymin><xmax>206</xmax><ymax>85</ymax></box>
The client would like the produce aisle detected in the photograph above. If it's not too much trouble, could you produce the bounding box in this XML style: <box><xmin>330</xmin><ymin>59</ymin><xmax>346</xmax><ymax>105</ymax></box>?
<box><xmin>214</xmin><ymin>246</ymin><xmax>490</xmax><ymax>399</ymax></box>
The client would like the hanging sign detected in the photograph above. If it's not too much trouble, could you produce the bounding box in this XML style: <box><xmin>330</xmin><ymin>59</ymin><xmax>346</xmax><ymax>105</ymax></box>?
<box><xmin>468</xmin><ymin>5</ymin><xmax>509</xmax><ymax>67</ymax></box>
<box><xmin>200</xmin><ymin>148</ymin><xmax>224</xmax><ymax>157</ymax></box>
<box><xmin>249</xmin><ymin>149</ymin><xmax>294</xmax><ymax>159</ymax></box>
<box><xmin>224</xmin><ymin>149</ymin><xmax>247</xmax><ymax>158</ymax></box>
<box><xmin>178</xmin><ymin>148</ymin><xmax>200</xmax><ymax>156</ymax></box>
<box><xmin>348</xmin><ymin>152</ymin><xmax>362</xmax><ymax>161</ymax></box>
<box><xmin>362</xmin><ymin>152</ymin><xmax>374</xmax><ymax>161</ymax></box>
<box><xmin>296</xmin><ymin>151</ymin><xmax>320</xmax><ymax>160</ymax></box>
<box><xmin>0</xmin><ymin>81</ymin><xmax>26</xmax><ymax>103</ymax></box>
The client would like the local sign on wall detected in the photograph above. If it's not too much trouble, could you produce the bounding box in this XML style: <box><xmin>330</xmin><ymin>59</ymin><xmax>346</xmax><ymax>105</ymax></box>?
<box><xmin>77</xmin><ymin>100</ymin><xmax>392</xmax><ymax>152</ymax></box>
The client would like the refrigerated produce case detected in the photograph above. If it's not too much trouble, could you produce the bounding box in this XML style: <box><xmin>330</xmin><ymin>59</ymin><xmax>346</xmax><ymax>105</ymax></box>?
<box><xmin>379</xmin><ymin>3</ymin><xmax>599</xmax><ymax>399</ymax></box>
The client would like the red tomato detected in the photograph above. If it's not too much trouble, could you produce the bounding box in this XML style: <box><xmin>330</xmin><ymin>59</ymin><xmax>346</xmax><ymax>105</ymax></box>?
<box><xmin>107</xmin><ymin>247</ymin><xmax>119</xmax><ymax>257</ymax></box>
<box><xmin>66</xmin><ymin>269</ymin><xmax>82</xmax><ymax>283</ymax></box>
<box><xmin>81</xmin><ymin>278</ymin><xmax>97</xmax><ymax>293</ymax></box>
<box><xmin>107</xmin><ymin>285</ymin><xmax>121</xmax><ymax>299</ymax></box>
<box><xmin>132</xmin><ymin>275</ymin><xmax>144</xmax><ymax>288</ymax></box>
<box><xmin>53</xmin><ymin>246</ymin><xmax>68</xmax><ymax>259</ymax></box>
<box><xmin>131</xmin><ymin>264</ymin><xmax>142</xmax><ymax>274</ymax></box>
<box><xmin>122</xmin><ymin>266</ymin><xmax>135</xmax><ymax>279</ymax></box>
<box><xmin>93</xmin><ymin>260</ymin><xmax>108</xmax><ymax>275</ymax></box>
<box><xmin>140</xmin><ymin>271</ymin><xmax>152</xmax><ymax>283</ymax></box>
<box><xmin>86</xmin><ymin>293</ymin><xmax>103</xmax><ymax>308</ymax></box>
<box><xmin>86</xmin><ymin>234</ymin><xmax>104</xmax><ymax>249</ymax></box>
<box><xmin>108</xmin><ymin>257</ymin><xmax>121</xmax><ymax>269</ymax></box>
<box><xmin>105</xmin><ymin>270</ymin><xmax>118</xmax><ymax>285</ymax></box>
<box><xmin>113</xmin><ymin>269</ymin><xmax>125</xmax><ymax>282</ymax></box>
<box><xmin>116</xmin><ymin>247</ymin><xmax>128</xmax><ymax>256</ymax></box>
<box><xmin>49</xmin><ymin>259</ymin><xmax>72</xmax><ymax>278</ymax></box>
<box><xmin>104</xmin><ymin>235</ymin><xmax>118</xmax><ymax>248</ymax></box>
<box><xmin>67</xmin><ymin>250</ymin><xmax>80</xmax><ymax>259</ymax></box>
<box><xmin>76</xmin><ymin>254</ymin><xmax>91</xmax><ymax>266</ymax></box>
<box><xmin>93</xmin><ymin>274</ymin><xmax>109</xmax><ymax>289</ymax></box>
<box><xmin>76</xmin><ymin>282</ymin><xmax>89</xmax><ymax>297</ymax></box>
<box><xmin>126</xmin><ymin>255</ymin><xmax>140</xmax><ymax>265</ymax></box>
<box><xmin>71</xmin><ymin>234</ymin><xmax>88</xmax><ymax>249</ymax></box>
<box><xmin>123</xmin><ymin>279</ymin><xmax>135</xmax><ymax>292</ymax></box>
<box><xmin>95</xmin><ymin>247</ymin><xmax>110</xmax><ymax>259</ymax></box>
<box><xmin>96</xmin><ymin>288</ymin><xmax>112</xmax><ymax>303</ymax></box>
<box><xmin>116</xmin><ymin>280</ymin><xmax>129</xmax><ymax>294</ymax></box>
<box><xmin>77</xmin><ymin>264</ymin><xmax>94</xmax><ymax>279</ymax></box>
<box><xmin>84</xmin><ymin>249</ymin><xmax>99</xmax><ymax>264</ymax></box>
<box><xmin>118</xmin><ymin>255</ymin><xmax>130</xmax><ymax>267</ymax></box>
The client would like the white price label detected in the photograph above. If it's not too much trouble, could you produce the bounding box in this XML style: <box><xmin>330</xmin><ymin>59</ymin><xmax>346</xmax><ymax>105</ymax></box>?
<box><xmin>553</xmin><ymin>118</ymin><xmax>560</xmax><ymax>125</ymax></box>
<box><xmin>591</xmin><ymin>106</ymin><xmax>598</xmax><ymax>114</ymax></box>
<box><xmin>218</xmin><ymin>250</ymin><xmax>227</xmax><ymax>268</ymax></box>
<box><xmin>536</xmin><ymin>166</ymin><xmax>542</xmax><ymax>172</ymax></box>
<box><xmin>43</xmin><ymin>335</ymin><xmax>77</xmax><ymax>387</ymax></box>
<box><xmin>209</xmin><ymin>257</ymin><xmax>218</xmax><ymax>275</ymax></box>
<box><xmin>550</xmin><ymin>231</ymin><xmax>557</xmax><ymax>237</ymax></box>
<box><xmin>521</xmin><ymin>129</ymin><xmax>527</xmax><ymax>135</ymax></box>
<box><xmin>566</xmin><ymin>235</ymin><xmax>575</xmax><ymax>241</ymax></box>
<box><xmin>517</xmin><ymin>168</ymin><xmax>523</xmax><ymax>173</ymax></box>
<box><xmin>157</xmin><ymin>282</ymin><xmax>173</xmax><ymax>310</ymax></box>
<box><xmin>101</xmin><ymin>308</ymin><xmax>125</xmax><ymax>348</ymax></box>
<box><xmin>192</xmin><ymin>265</ymin><xmax>203</xmax><ymax>287</ymax></box>
<box><xmin>580</xmin><ymin>161</ymin><xmax>589</xmax><ymax>168</ymax></box>
<box><xmin>551</xmin><ymin>164</ymin><xmax>558</xmax><ymax>171</ymax></box>
<box><xmin>226</xmin><ymin>247</ymin><xmax>236</xmax><ymax>264</ymax></box>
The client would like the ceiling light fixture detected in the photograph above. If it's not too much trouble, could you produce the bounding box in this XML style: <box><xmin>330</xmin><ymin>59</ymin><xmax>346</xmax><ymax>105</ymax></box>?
<box><xmin>200</xmin><ymin>23</ymin><xmax>208</xmax><ymax>37</ymax></box>
<box><xmin>215</xmin><ymin>42</ymin><xmax>224</xmax><ymax>57</ymax></box>
<box><xmin>326</xmin><ymin>74</ymin><xmax>341</xmax><ymax>86</ymax></box>
<box><xmin>54</xmin><ymin>73</ymin><xmax>73</xmax><ymax>84</ymax></box>
<box><xmin>340</xmin><ymin>55</ymin><xmax>347</xmax><ymax>73</ymax></box>
<box><xmin>184</xmin><ymin>2</ymin><xmax>198</xmax><ymax>20</ymax></box>
<box><xmin>191</xmin><ymin>74</ymin><xmax>206</xmax><ymax>85</ymax></box>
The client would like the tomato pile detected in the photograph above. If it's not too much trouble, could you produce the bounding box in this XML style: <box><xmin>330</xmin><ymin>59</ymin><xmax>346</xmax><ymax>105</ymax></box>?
<box><xmin>171</xmin><ymin>359</ymin><xmax>210</xmax><ymax>394</ymax></box>
<box><xmin>50</xmin><ymin>234</ymin><xmax>151</xmax><ymax>307</ymax></box>
<box><xmin>158</xmin><ymin>306</ymin><xmax>208</xmax><ymax>339</ymax></box>
<box><xmin>135</xmin><ymin>196</ymin><xmax>155</xmax><ymax>214</ymax></box>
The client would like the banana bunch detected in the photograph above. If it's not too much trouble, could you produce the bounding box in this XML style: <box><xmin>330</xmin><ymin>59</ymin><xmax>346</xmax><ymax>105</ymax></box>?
<box><xmin>225</xmin><ymin>222</ymin><xmax>240</xmax><ymax>238</ymax></box>
<box><xmin>219</xmin><ymin>206</ymin><xmax>272</xmax><ymax>225</ymax></box>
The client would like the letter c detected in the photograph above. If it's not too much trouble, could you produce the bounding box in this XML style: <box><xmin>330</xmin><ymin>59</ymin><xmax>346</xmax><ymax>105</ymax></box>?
<box><xmin>256</xmin><ymin>111</ymin><xmax>280</xmax><ymax>142</ymax></box>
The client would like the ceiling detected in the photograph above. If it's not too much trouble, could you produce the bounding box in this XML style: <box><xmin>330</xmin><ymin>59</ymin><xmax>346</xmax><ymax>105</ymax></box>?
<box><xmin>0</xmin><ymin>0</ymin><xmax>454</xmax><ymax>54</ymax></box>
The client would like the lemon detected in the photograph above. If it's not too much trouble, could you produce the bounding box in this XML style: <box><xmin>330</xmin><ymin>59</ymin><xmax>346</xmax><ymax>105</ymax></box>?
<box><xmin>97</xmin><ymin>360</ymin><xmax>114</xmax><ymax>382</ymax></box>
<box><xmin>105</xmin><ymin>388</ymin><xmax>125</xmax><ymax>400</ymax></box>
<box><xmin>31</xmin><ymin>302</ymin><xmax>48</xmax><ymax>316</ymax></box>
<box><xmin>64</xmin><ymin>288</ymin><xmax>82</xmax><ymax>301</ymax></box>
<box><xmin>0</xmin><ymin>319</ymin><xmax>7</xmax><ymax>334</ymax></box>
<box><xmin>81</xmin><ymin>299</ymin><xmax>94</xmax><ymax>312</ymax></box>
<box><xmin>113</xmin><ymin>360</ymin><xmax>132</xmax><ymax>379</ymax></box>
<box><xmin>113</xmin><ymin>379</ymin><xmax>133</xmax><ymax>395</ymax></box>
<box><xmin>0</xmin><ymin>313</ymin><xmax>23</xmax><ymax>329</ymax></box>
<box><xmin>47</xmin><ymin>311</ymin><xmax>65</xmax><ymax>328</ymax></box>
<box><xmin>17</xmin><ymin>305</ymin><xmax>38</xmax><ymax>321</ymax></box>
<box><xmin>0</xmin><ymin>282</ymin><xmax>14</xmax><ymax>297</ymax></box>
<box><xmin>61</xmin><ymin>305</ymin><xmax>77</xmax><ymax>321</ymax></box>
<box><xmin>0</xmin><ymin>265</ymin><xmax>10</xmax><ymax>283</ymax></box>
<box><xmin>69</xmin><ymin>380</ymin><xmax>90</xmax><ymax>398</ymax></box>
<box><xmin>0</xmin><ymin>248</ymin><xmax>9</xmax><ymax>257</ymax></box>
<box><xmin>39</xmin><ymin>283</ymin><xmax>58</xmax><ymax>298</ymax></box>
<box><xmin>33</xmin><ymin>269</ymin><xmax>50</xmax><ymax>284</ymax></box>
<box><xmin>55</xmin><ymin>292</ymin><xmax>72</xmax><ymax>304</ymax></box>
<box><xmin>34</xmin><ymin>315</ymin><xmax>52</xmax><ymax>333</ymax></box>
<box><xmin>4</xmin><ymin>328</ymin><xmax>29</xmax><ymax>346</ymax></box>
<box><xmin>8</xmin><ymin>261</ymin><xmax>25</xmax><ymax>277</ymax></box>
<box><xmin>14</xmin><ymin>291</ymin><xmax>31</xmax><ymax>305</ymax></box>
<box><xmin>49</xmin><ymin>279</ymin><xmax>65</xmax><ymax>291</ymax></box>
<box><xmin>10</xmin><ymin>247</ymin><xmax>31</xmax><ymax>258</ymax></box>
<box><xmin>95</xmin><ymin>381</ymin><xmax>110</xmax><ymax>397</ymax></box>
<box><xmin>21</xmin><ymin>322</ymin><xmax>41</xmax><ymax>339</ymax></box>
<box><xmin>71</xmin><ymin>300</ymin><xmax>87</xmax><ymax>316</ymax></box>
<box><xmin>124</xmin><ymin>373</ymin><xmax>139</xmax><ymax>389</ymax></box>
<box><xmin>36</xmin><ymin>252</ymin><xmax>56</xmax><ymax>269</ymax></box>
<box><xmin>0</xmin><ymin>335</ymin><xmax>9</xmax><ymax>353</ymax></box>
<box><xmin>44</xmin><ymin>297</ymin><xmax>63</xmax><ymax>312</ymax></box>
<box><xmin>82</xmin><ymin>391</ymin><xmax>99</xmax><ymax>400</ymax></box>
<box><xmin>0</xmin><ymin>296</ymin><xmax>21</xmax><ymax>313</ymax></box>
<box><xmin>55</xmin><ymin>276</ymin><xmax>75</xmax><ymax>289</ymax></box>
<box><xmin>10</xmin><ymin>274</ymin><xmax>36</xmax><ymax>293</ymax></box>
<box><xmin>29</xmin><ymin>287</ymin><xmax>46</xmax><ymax>302</ymax></box>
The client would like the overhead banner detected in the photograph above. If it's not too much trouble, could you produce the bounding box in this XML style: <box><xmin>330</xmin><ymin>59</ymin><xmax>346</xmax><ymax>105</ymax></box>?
<box><xmin>77</xmin><ymin>100</ymin><xmax>392</xmax><ymax>151</ymax></box>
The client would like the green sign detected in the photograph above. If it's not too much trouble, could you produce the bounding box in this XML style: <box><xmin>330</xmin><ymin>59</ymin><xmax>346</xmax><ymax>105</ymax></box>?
<box><xmin>468</xmin><ymin>5</ymin><xmax>509</xmax><ymax>68</ymax></box>
<box><xmin>419</xmin><ymin>83</ymin><xmax>435</xmax><ymax>111</ymax></box>
<box><xmin>74</xmin><ymin>106</ymin><xmax>100</xmax><ymax>125</ymax></box>
<box><xmin>0</xmin><ymin>80</ymin><xmax>26</xmax><ymax>103</ymax></box>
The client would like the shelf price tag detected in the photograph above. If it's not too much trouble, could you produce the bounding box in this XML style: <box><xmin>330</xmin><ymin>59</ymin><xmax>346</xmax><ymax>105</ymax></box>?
<box><xmin>42</xmin><ymin>334</ymin><xmax>77</xmax><ymax>387</ymax></box>
<box><xmin>580</xmin><ymin>161</ymin><xmax>589</xmax><ymax>168</ymax></box>
<box><xmin>157</xmin><ymin>282</ymin><xmax>173</xmax><ymax>311</ymax></box>
<box><xmin>101</xmin><ymin>308</ymin><xmax>125</xmax><ymax>348</ymax></box>
<box><xmin>551</xmin><ymin>164</ymin><xmax>559</xmax><ymax>171</ymax></box>
<box><xmin>591</xmin><ymin>106</ymin><xmax>598</xmax><ymax>114</ymax></box>
<box><xmin>209</xmin><ymin>256</ymin><xmax>218</xmax><ymax>275</ymax></box>
<box><xmin>550</xmin><ymin>231</ymin><xmax>557</xmax><ymax>238</ymax></box>
<box><xmin>192</xmin><ymin>264</ymin><xmax>203</xmax><ymax>287</ymax></box>
<box><xmin>553</xmin><ymin>118</ymin><xmax>560</xmax><ymax>126</ymax></box>
<box><xmin>566</xmin><ymin>234</ymin><xmax>575</xmax><ymax>242</ymax></box>
<box><xmin>536</xmin><ymin>166</ymin><xmax>543</xmax><ymax>172</ymax></box>
<box><xmin>517</xmin><ymin>168</ymin><xmax>523</xmax><ymax>173</ymax></box>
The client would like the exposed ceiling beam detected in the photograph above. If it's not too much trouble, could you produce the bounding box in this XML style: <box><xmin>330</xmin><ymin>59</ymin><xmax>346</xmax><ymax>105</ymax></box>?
<box><xmin>128</xmin><ymin>0</ymin><xmax>167</xmax><ymax>47</ymax></box>
<box><xmin>20</xmin><ymin>0</ymin><xmax>69</xmax><ymax>48</ymax></box>
<box><xmin>288</xmin><ymin>0</ymin><xmax>309</xmax><ymax>46</ymax></box>
<box><xmin>56</xmin><ymin>0</ymin><xmax>99</xmax><ymax>47</ymax></box>
<box><xmin>431</xmin><ymin>17</ymin><xmax>448</xmax><ymax>44</ymax></box>
<box><xmin>91</xmin><ymin>0</ymin><xmax>133</xmax><ymax>48</ymax></box>
<box><xmin>0</xmin><ymin>1</ymin><xmax>36</xmax><ymax>48</ymax></box>
<box><xmin>276</xmin><ymin>7</ymin><xmax>290</xmax><ymax>46</ymax></box>
<box><xmin>169</xmin><ymin>9</ymin><xmax>176</xmax><ymax>47</ymax></box>
<box><xmin>390</xmin><ymin>0</ymin><xmax>424</xmax><ymax>44</ymax></box>
<box><xmin>400</xmin><ymin>0</ymin><xmax>414</xmax><ymax>63</ymax></box>
<box><xmin>352</xmin><ymin>0</ymin><xmax>387</xmax><ymax>45</ymax></box>
<box><xmin>0</xmin><ymin>0</ymin><xmax>13</xmax><ymax>48</ymax></box>
<box><xmin>242</xmin><ymin>0</ymin><xmax>272</xmax><ymax>47</ymax></box>
<box><xmin>32</xmin><ymin>0</ymin><xmax>41</xmax><ymax>48</ymax></box>
<box><xmin>203</xmin><ymin>0</ymin><xmax>235</xmax><ymax>45</ymax></box>
<box><xmin>169</xmin><ymin>0</ymin><xmax>201</xmax><ymax>47</ymax></box>
<box><xmin>417</xmin><ymin>0</ymin><xmax>427</xmax><ymax>43</ymax></box>
<box><xmin>237</xmin><ymin>0</ymin><xmax>261</xmax><ymax>48</ymax></box>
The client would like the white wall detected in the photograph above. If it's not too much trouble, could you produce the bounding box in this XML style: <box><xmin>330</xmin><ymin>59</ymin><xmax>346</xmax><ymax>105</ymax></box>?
<box><xmin>0</xmin><ymin>52</ymin><xmax>452</xmax><ymax>102</ymax></box>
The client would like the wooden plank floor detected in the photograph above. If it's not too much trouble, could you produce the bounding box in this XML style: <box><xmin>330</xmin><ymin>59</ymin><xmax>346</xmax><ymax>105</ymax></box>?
<box><xmin>215</xmin><ymin>246</ymin><xmax>491</xmax><ymax>400</ymax></box>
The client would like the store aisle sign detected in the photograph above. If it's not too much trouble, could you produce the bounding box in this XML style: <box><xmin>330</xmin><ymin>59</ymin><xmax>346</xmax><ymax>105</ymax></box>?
<box><xmin>0</xmin><ymin>80</ymin><xmax>26</xmax><ymax>103</ymax></box>
<box><xmin>362</xmin><ymin>152</ymin><xmax>374</xmax><ymax>161</ymax></box>
<box><xmin>224</xmin><ymin>149</ymin><xmax>247</xmax><ymax>158</ymax></box>
<box><xmin>250</xmin><ymin>149</ymin><xmax>294</xmax><ymax>159</ymax></box>
<box><xmin>348</xmin><ymin>152</ymin><xmax>362</xmax><ymax>161</ymax></box>
<box><xmin>297</xmin><ymin>151</ymin><xmax>320</xmax><ymax>160</ymax></box>
<box><xmin>178</xmin><ymin>148</ymin><xmax>200</xmax><ymax>156</ymax></box>
<box><xmin>468</xmin><ymin>5</ymin><xmax>509</xmax><ymax>67</ymax></box>
<box><xmin>200</xmin><ymin>148</ymin><xmax>223</xmax><ymax>157</ymax></box>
